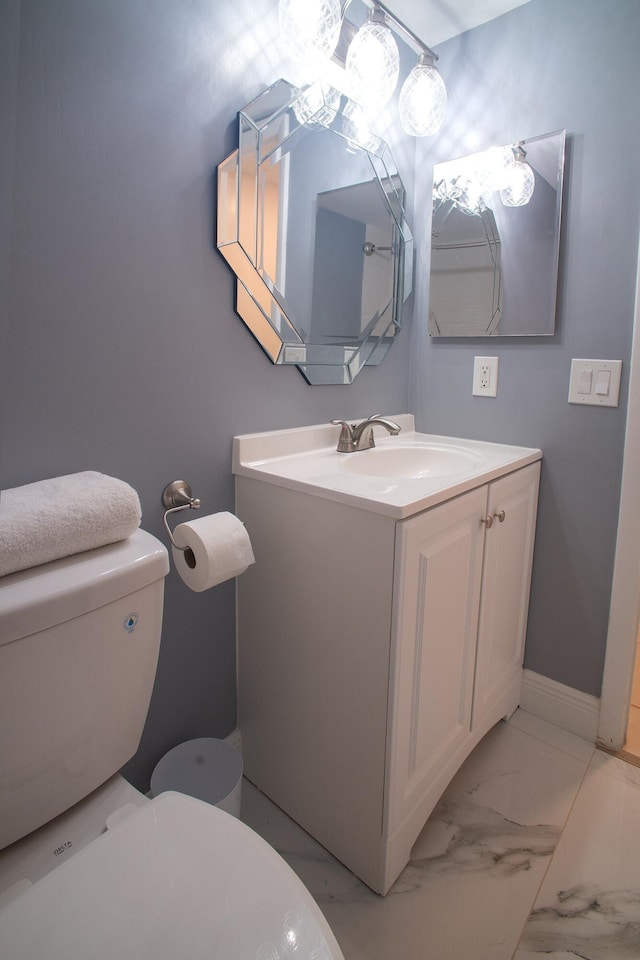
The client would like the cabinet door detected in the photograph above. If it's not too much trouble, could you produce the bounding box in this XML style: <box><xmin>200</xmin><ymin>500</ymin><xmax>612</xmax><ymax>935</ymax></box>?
<box><xmin>472</xmin><ymin>463</ymin><xmax>540</xmax><ymax>727</ymax></box>
<box><xmin>385</xmin><ymin>486</ymin><xmax>486</xmax><ymax>835</ymax></box>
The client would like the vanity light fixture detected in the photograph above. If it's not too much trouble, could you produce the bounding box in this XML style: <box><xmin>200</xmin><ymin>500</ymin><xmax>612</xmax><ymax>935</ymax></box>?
<box><xmin>278</xmin><ymin>0</ymin><xmax>342</xmax><ymax>64</ymax></box>
<box><xmin>345</xmin><ymin>4</ymin><xmax>400</xmax><ymax>111</ymax></box>
<box><xmin>278</xmin><ymin>0</ymin><xmax>447</xmax><ymax>138</ymax></box>
<box><xmin>398</xmin><ymin>51</ymin><xmax>447</xmax><ymax>137</ymax></box>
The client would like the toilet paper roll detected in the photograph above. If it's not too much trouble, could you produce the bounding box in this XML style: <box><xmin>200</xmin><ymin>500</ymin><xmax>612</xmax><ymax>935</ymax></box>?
<box><xmin>172</xmin><ymin>512</ymin><xmax>255</xmax><ymax>592</ymax></box>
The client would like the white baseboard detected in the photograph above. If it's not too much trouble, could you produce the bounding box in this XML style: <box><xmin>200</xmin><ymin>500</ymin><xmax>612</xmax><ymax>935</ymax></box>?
<box><xmin>520</xmin><ymin>669</ymin><xmax>600</xmax><ymax>742</ymax></box>
<box><xmin>225</xmin><ymin>727</ymin><xmax>243</xmax><ymax>756</ymax></box>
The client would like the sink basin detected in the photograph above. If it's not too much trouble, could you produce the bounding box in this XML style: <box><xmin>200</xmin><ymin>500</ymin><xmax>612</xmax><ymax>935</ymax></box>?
<box><xmin>343</xmin><ymin>443</ymin><xmax>484</xmax><ymax>479</ymax></box>
<box><xmin>233</xmin><ymin>415</ymin><xmax>542</xmax><ymax>519</ymax></box>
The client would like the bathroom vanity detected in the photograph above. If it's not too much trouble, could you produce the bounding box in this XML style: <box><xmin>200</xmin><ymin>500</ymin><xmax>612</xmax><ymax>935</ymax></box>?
<box><xmin>233</xmin><ymin>416</ymin><xmax>541</xmax><ymax>894</ymax></box>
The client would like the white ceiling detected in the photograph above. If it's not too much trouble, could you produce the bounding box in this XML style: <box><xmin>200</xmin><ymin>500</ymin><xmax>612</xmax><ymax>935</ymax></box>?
<box><xmin>386</xmin><ymin>0</ymin><xmax>531</xmax><ymax>47</ymax></box>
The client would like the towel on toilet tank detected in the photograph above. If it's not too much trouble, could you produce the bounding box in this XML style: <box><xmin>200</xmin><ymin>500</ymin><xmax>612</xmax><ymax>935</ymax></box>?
<box><xmin>0</xmin><ymin>471</ymin><xmax>141</xmax><ymax>577</ymax></box>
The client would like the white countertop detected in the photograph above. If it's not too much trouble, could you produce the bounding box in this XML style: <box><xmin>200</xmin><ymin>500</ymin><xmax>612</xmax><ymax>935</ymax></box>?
<box><xmin>233</xmin><ymin>416</ymin><xmax>542</xmax><ymax>519</ymax></box>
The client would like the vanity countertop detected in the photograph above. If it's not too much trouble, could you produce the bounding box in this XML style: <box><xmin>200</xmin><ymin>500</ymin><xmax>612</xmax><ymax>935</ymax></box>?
<box><xmin>233</xmin><ymin>415</ymin><xmax>542</xmax><ymax>520</ymax></box>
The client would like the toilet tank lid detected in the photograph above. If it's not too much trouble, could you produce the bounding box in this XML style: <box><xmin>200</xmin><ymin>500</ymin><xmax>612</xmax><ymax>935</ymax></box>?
<box><xmin>0</xmin><ymin>529</ymin><xmax>169</xmax><ymax>646</ymax></box>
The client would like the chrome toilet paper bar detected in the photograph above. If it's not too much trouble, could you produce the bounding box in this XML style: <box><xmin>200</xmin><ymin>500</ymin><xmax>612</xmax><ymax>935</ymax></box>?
<box><xmin>161</xmin><ymin>480</ymin><xmax>202</xmax><ymax>551</ymax></box>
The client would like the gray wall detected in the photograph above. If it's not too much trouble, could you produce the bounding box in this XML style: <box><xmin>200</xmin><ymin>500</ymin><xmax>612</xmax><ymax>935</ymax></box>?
<box><xmin>0</xmin><ymin>0</ymin><xmax>413</xmax><ymax>789</ymax></box>
<box><xmin>0</xmin><ymin>0</ymin><xmax>21</xmax><ymax>491</ymax></box>
<box><xmin>411</xmin><ymin>0</ymin><xmax>640</xmax><ymax>697</ymax></box>
<box><xmin>3</xmin><ymin>0</ymin><xmax>639</xmax><ymax>791</ymax></box>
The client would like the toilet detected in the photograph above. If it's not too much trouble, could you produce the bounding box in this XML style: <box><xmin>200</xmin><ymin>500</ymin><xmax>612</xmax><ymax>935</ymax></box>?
<box><xmin>0</xmin><ymin>529</ymin><xmax>343</xmax><ymax>958</ymax></box>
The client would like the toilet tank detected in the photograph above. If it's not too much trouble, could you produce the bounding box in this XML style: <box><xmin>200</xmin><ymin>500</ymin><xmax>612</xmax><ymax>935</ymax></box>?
<box><xmin>0</xmin><ymin>529</ymin><xmax>169</xmax><ymax>850</ymax></box>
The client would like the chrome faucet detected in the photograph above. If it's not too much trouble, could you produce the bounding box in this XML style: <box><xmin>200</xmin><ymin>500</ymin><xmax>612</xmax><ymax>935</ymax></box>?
<box><xmin>331</xmin><ymin>415</ymin><xmax>401</xmax><ymax>453</ymax></box>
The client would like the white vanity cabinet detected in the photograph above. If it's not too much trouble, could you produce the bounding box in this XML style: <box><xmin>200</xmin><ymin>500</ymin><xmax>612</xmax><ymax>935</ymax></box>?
<box><xmin>234</xmin><ymin>425</ymin><xmax>541</xmax><ymax>896</ymax></box>
<box><xmin>383</xmin><ymin>464</ymin><xmax>540</xmax><ymax>887</ymax></box>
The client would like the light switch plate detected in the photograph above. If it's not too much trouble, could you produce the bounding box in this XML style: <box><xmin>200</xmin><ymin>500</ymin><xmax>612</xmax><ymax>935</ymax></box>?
<box><xmin>568</xmin><ymin>359</ymin><xmax>622</xmax><ymax>407</ymax></box>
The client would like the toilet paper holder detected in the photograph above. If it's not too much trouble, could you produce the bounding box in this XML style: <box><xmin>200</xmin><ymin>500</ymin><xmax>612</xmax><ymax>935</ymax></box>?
<box><xmin>162</xmin><ymin>480</ymin><xmax>202</xmax><ymax>551</ymax></box>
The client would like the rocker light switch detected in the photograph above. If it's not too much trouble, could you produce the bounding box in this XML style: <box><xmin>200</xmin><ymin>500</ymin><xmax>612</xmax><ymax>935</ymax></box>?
<box><xmin>578</xmin><ymin>369</ymin><xmax>593</xmax><ymax>394</ymax></box>
<box><xmin>569</xmin><ymin>359</ymin><xmax>622</xmax><ymax>407</ymax></box>
<box><xmin>595</xmin><ymin>370</ymin><xmax>611</xmax><ymax>396</ymax></box>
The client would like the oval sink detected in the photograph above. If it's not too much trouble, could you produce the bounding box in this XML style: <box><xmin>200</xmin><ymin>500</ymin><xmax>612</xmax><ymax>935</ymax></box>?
<box><xmin>343</xmin><ymin>444</ymin><xmax>484</xmax><ymax>479</ymax></box>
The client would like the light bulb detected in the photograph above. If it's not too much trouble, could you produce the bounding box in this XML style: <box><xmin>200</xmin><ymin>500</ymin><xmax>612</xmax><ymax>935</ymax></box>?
<box><xmin>458</xmin><ymin>178</ymin><xmax>486</xmax><ymax>216</ymax></box>
<box><xmin>345</xmin><ymin>18</ymin><xmax>400</xmax><ymax>111</ymax></box>
<box><xmin>278</xmin><ymin>0</ymin><xmax>342</xmax><ymax>65</ymax></box>
<box><xmin>500</xmin><ymin>160</ymin><xmax>535</xmax><ymax>206</ymax></box>
<box><xmin>398</xmin><ymin>57</ymin><xmax>447</xmax><ymax>137</ymax></box>
<box><xmin>477</xmin><ymin>146</ymin><xmax>514</xmax><ymax>193</ymax></box>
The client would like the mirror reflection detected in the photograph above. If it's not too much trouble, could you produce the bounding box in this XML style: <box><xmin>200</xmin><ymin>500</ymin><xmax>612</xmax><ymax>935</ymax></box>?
<box><xmin>429</xmin><ymin>130</ymin><xmax>566</xmax><ymax>337</ymax></box>
<box><xmin>217</xmin><ymin>79</ymin><xmax>413</xmax><ymax>384</ymax></box>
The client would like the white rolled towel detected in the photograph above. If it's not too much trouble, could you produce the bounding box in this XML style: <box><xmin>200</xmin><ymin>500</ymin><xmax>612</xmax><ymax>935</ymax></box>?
<box><xmin>0</xmin><ymin>471</ymin><xmax>141</xmax><ymax>577</ymax></box>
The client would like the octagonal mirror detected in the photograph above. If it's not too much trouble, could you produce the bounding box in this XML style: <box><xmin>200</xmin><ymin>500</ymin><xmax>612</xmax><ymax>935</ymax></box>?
<box><xmin>217</xmin><ymin>79</ymin><xmax>413</xmax><ymax>385</ymax></box>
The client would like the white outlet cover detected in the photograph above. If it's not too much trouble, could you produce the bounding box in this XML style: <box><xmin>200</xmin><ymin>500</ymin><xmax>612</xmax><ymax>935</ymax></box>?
<box><xmin>473</xmin><ymin>356</ymin><xmax>499</xmax><ymax>397</ymax></box>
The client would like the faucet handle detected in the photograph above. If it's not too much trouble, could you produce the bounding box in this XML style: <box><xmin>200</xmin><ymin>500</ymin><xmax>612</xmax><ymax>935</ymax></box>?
<box><xmin>331</xmin><ymin>419</ymin><xmax>356</xmax><ymax>453</ymax></box>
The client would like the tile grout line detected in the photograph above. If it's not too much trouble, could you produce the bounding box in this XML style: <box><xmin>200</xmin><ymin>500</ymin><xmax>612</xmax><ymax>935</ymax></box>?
<box><xmin>508</xmin><ymin>710</ymin><xmax>597</xmax><ymax>764</ymax></box>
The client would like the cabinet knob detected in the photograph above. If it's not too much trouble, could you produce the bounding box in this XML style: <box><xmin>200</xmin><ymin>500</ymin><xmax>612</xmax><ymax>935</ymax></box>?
<box><xmin>494</xmin><ymin>509</ymin><xmax>506</xmax><ymax>523</ymax></box>
<box><xmin>480</xmin><ymin>515</ymin><xmax>493</xmax><ymax>528</ymax></box>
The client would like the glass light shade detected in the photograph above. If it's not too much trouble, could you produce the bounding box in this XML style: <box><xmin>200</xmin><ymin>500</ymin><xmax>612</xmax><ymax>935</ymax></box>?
<box><xmin>476</xmin><ymin>145</ymin><xmax>514</xmax><ymax>193</ymax></box>
<box><xmin>398</xmin><ymin>61</ymin><xmax>447</xmax><ymax>137</ymax></box>
<box><xmin>278</xmin><ymin>0</ymin><xmax>342</xmax><ymax>65</ymax></box>
<box><xmin>500</xmin><ymin>161</ymin><xmax>535</xmax><ymax>206</ymax></box>
<box><xmin>458</xmin><ymin>178</ymin><xmax>487</xmax><ymax>216</ymax></box>
<box><xmin>345</xmin><ymin>20</ymin><xmax>400</xmax><ymax>111</ymax></box>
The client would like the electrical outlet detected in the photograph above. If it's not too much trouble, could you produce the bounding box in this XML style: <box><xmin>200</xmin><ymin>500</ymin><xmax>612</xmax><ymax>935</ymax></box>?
<box><xmin>473</xmin><ymin>356</ymin><xmax>499</xmax><ymax>397</ymax></box>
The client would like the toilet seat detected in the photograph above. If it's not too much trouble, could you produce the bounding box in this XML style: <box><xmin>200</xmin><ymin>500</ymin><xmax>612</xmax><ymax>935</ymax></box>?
<box><xmin>0</xmin><ymin>791</ymin><xmax>344</xmax><ymax>959</ymax></box>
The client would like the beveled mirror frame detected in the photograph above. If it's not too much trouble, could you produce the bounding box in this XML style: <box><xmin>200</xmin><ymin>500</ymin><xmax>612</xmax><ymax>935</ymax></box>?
<box><xmin>217</xmin><ymin>79</ymin><xmax>413</xmax><ymax>385</ymax></box>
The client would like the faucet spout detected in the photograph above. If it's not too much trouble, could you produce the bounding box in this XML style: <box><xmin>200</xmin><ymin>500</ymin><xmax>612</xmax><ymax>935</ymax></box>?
<box><xmin>331</xmin><ymin>415</ymin><xmax>401</xmax><ymax>453</ymax></box>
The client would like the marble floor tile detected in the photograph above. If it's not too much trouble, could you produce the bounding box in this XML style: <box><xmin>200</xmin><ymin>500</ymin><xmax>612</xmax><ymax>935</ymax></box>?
<box><xmin>242</xmin><ymin>716</ymin><xmax>590</xmax><ymax>960</ymax></box>
<box><xmin>514</xmin><ymin>749</ymin><xmax>640</xmax><ymax>959</ymax></box>
<box><xmin>508</xmin><ymin>708</ymin><xmax>596</xmax><ymax>764</ymax></box>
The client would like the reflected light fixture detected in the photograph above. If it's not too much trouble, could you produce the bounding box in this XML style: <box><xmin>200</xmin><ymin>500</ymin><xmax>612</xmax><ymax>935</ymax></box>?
<box><xmin>278</xmin><ymin>0</ymin><xmax>447</xmax><ymax>138</ymax></box>
<box><xmin>278</xmin><ymin>0</ymin><xmax>342</xmax><ymax>64</ymax></box>
<box><xmin>341</xmin><ymin>98</ymin><xmax>382</xmax><ymax>152</ymax></box>
<box><xmin>500</xmin><ymin>148</ymin><xmax>535</xmax><ymax>206</ymax></box>
<box><xmin>293</xmin><ymin>81</ymin><xmax>341</xmax><ymax>127</ymax></box>
<box><xmin>434</xmin><ymin>143</ymin><xmax>536</xmax><ymax>215</ymax></box>
<box><xmin>477</xmin><ymin>145</ymin><xmax>515</xmax><ymax>193</ymax></box>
